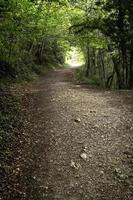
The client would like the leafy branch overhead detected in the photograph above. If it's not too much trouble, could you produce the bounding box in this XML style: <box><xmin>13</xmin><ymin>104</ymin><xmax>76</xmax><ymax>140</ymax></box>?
<box><xmin>0</xmin><ymin>0</ymin><xmax>133</xmax><ymax>88</ymax></box>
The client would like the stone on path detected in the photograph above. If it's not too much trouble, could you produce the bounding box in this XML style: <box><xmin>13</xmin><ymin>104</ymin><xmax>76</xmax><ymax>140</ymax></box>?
<box><xmin>74</xmin><ymin>118</ymin><xmax>81</xmax><ymax>123</ymax></box>
<box><xmin>80</xmin><ymin>152</ymin><xmax>87</xmax><ymax>160</ymax></box>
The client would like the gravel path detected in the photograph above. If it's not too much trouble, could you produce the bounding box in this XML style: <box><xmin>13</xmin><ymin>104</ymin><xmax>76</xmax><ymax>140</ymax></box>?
<box><xmin>17</xmin><ymin>68</ymin><xmax>133</xmax><ymax>200</ymax></box>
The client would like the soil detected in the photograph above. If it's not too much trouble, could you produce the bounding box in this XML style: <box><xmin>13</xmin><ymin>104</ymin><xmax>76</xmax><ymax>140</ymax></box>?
<box><xmin>1</xmin><ymin>67</ymin><xmax>133</xmax><ymax>200</ymax></box>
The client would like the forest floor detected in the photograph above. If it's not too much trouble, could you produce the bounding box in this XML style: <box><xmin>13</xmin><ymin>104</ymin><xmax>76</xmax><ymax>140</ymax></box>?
<box><xmin>1</xmin><ymin>67</ymin><xmax>133</xmax><ymax>200</ymax></box>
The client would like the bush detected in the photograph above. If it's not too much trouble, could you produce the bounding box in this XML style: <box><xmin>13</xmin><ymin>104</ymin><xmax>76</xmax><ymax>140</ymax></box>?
<box><xmin>76</xmin><ymin>66</ymin><xmax>101</xmax><ymax>86</ymax></box>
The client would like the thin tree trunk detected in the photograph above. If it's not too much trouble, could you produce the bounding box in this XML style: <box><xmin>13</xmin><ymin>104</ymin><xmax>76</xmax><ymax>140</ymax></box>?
<box><xmin>86</xmin><ymin>47</ymin><xmax>90</xmax><ymax>77</ymax></box>
<box><xmin>98</xmin><ymin>49</ymin><xmax>106</xmax><ymax>87</ymax></box>
<box><xmin>29</xmin><ymin>40</ymin><xmax>35</xmax><ymax>53</ymax></box>
<box><xmin>112</xmin><ymin>56</ymin><xmax>122</xmax><ymax>89</ymax></box>
<box><xmin>129</xmin><ymin>47</ymin><xmax>133</xmax><ymax>88</ymax></box>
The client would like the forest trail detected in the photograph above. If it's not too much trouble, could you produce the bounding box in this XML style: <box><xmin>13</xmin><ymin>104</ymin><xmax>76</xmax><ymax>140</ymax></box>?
<box><xmin>20</xmin><ymin>67</ymin><xmax>133</xmax><ymax>200</ymax></box>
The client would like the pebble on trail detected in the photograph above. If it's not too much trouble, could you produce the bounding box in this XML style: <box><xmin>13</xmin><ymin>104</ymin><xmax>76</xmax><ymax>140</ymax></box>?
<box><xmin>74</xmin><ymin>118</ymin><xmax>81</xmax><ymax>123</ymax></box>
<box><xmin>80</xmin><ymin>152</ymin><xmax>87</xmax><ymax>160</ymax></box>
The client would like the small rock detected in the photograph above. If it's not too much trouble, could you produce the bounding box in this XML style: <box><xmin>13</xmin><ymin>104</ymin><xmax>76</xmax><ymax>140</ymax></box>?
<box><xmin>74</xmin><ymin>118</ymin><xmax>81</xmax><ymax>123</ymax></box>
<box><xmin>130</xmin><ymin>127</ymin><xmax>133</xmax><ymax>131</ymax></box>
<box><xmin>71</xmin><ymin>160</ymin><xmax>80</xmax><ymax>169</ymax></box>
<box><xmin>40</xmin><ymin>185</ymin><xmax>48</xmax><ymax>190</ymax></box>
<box><xmin>80</xmin><ymin>153</ymin><xmax>87</xmax><ymax>160</ymax></box>
<box><xmin>75</xmin><ymin>174</ymin><xmax>80</xmax><ymax>178</ymax></box>
<box><xmin>115</xmin><ymin>168</ymin><xmax>121</xmax><ymax>174</ymax></box>
<box><xmin>99</xmin><ymin>170</ymin><xmax>104</xmax><ymax>175</ymax></box>
<box><xmin>16</xmin><ymin>167</ymin><xmax>20</xmax><ymax>171</ymax></box>
<box><xmin>94</xmin><ymin>124</ymin><xmax>99</xmax><ymax>128</ymax></box>
<box><xmin>83</xmin><ymin>143</ymin><xmax>88</xmax><ymax>152</ymax></box>
<box><xmin>83</xmin><ymin>147</ymin><xmax>88</xmax><ymax>152</ymax></box>
<box><xmin>119</xmin><ymin>174</ymin><xmax>127</xmax><ymax>179</ymax></box>
<box><xmin>90</xmin><ymin>110</ymin><xmax>96</xmax><ymax>113</ymax></box>
<box><xmin>88</xmin><ymin>154</ymin><xmax>92</xmax><ymax>158</ymax></box>
<box><xmin>98</xmin><ymin>163</ymin><xmax>103</xmax><ymax>167</ymax></box>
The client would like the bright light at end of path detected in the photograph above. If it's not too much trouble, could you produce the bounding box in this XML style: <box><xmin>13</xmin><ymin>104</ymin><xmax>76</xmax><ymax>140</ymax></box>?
<box><xmin>65</xmin><ymin>47</ymin><xmax>85</xmax><ymax>68</ymax></box>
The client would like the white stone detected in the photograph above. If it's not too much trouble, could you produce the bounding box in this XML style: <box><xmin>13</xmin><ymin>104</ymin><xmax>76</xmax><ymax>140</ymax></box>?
<box><xmin>80</xmin><ymin>153</ymin><xmax>87</xmax><ymax>160</ymax></box>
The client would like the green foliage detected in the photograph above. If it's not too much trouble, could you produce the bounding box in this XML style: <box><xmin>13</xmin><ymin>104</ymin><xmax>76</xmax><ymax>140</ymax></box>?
<box><xmin>0</xmin><ymin>0</ymin><xmax>133</xmax><ymax>87</ymax></box>
<box><xmin>76</xmin><ymin>65</ymin><xmax>101</xmax><ymax>86</ymax></box>
<box><xmin>69</xmin><ymin>0</ymin><xmax>133</xmax><ymax>89</ymax></box>
<box><xmin>0</xmin><ymin>0</ymin><xmax>74</xmax><ymax>81</ymax></box>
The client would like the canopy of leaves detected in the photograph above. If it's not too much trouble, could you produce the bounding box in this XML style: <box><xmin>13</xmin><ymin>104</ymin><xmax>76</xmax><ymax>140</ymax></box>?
<box><xmin>0</xmin><ymin>0</ymin><xmax>133</xmax><ymax>88</ymax></box>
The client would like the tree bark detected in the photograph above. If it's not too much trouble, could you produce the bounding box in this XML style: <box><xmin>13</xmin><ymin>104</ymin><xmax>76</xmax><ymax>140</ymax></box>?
<box><xmin>86</xmin><ymin>47</ymin><xmax>90</xmax><ymax>77</ymax></box>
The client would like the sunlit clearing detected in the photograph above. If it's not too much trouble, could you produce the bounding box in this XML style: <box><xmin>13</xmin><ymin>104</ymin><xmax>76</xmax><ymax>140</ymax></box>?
<box><xmin>65</xmin><ymin>47</ymin><xmax>85</xmax><ymax>68</ymax></box>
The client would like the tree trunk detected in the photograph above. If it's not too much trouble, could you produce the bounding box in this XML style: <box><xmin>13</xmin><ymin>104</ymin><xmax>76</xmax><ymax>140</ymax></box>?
<box><xmin>86</xmin><ymin>47</ymin><xmax>90</xmax><ymax>77</ymax></box>
<box><xmin>129</xmin><ymin>47</ymin><xmax>133</xmax><ymax>88</ymax></box>
<box><xmin>112</xmin><ymin>56</ymin><xmax>122</xmax><ymax>89</ymax></box>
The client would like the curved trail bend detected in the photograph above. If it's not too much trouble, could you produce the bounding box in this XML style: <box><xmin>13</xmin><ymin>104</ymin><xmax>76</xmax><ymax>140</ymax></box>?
<box><xmin>21</xmin><ymin>67</ymin><xmax>133</xmax><ymax>200</ymax></box>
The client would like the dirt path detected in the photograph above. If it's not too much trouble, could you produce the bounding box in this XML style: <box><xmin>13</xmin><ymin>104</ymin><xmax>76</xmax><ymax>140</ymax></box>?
<box><xmin>15</xmin><ymin>68</ymin><xmax>133</xmax><ymax>199</ymax></box>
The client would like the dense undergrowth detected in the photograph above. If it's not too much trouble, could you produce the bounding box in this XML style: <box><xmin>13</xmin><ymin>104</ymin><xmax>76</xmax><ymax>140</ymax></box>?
<box><xmin>76</xmin><ymin>66</ymin><xmax>101</xmax><ymax>87</ymax></box>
